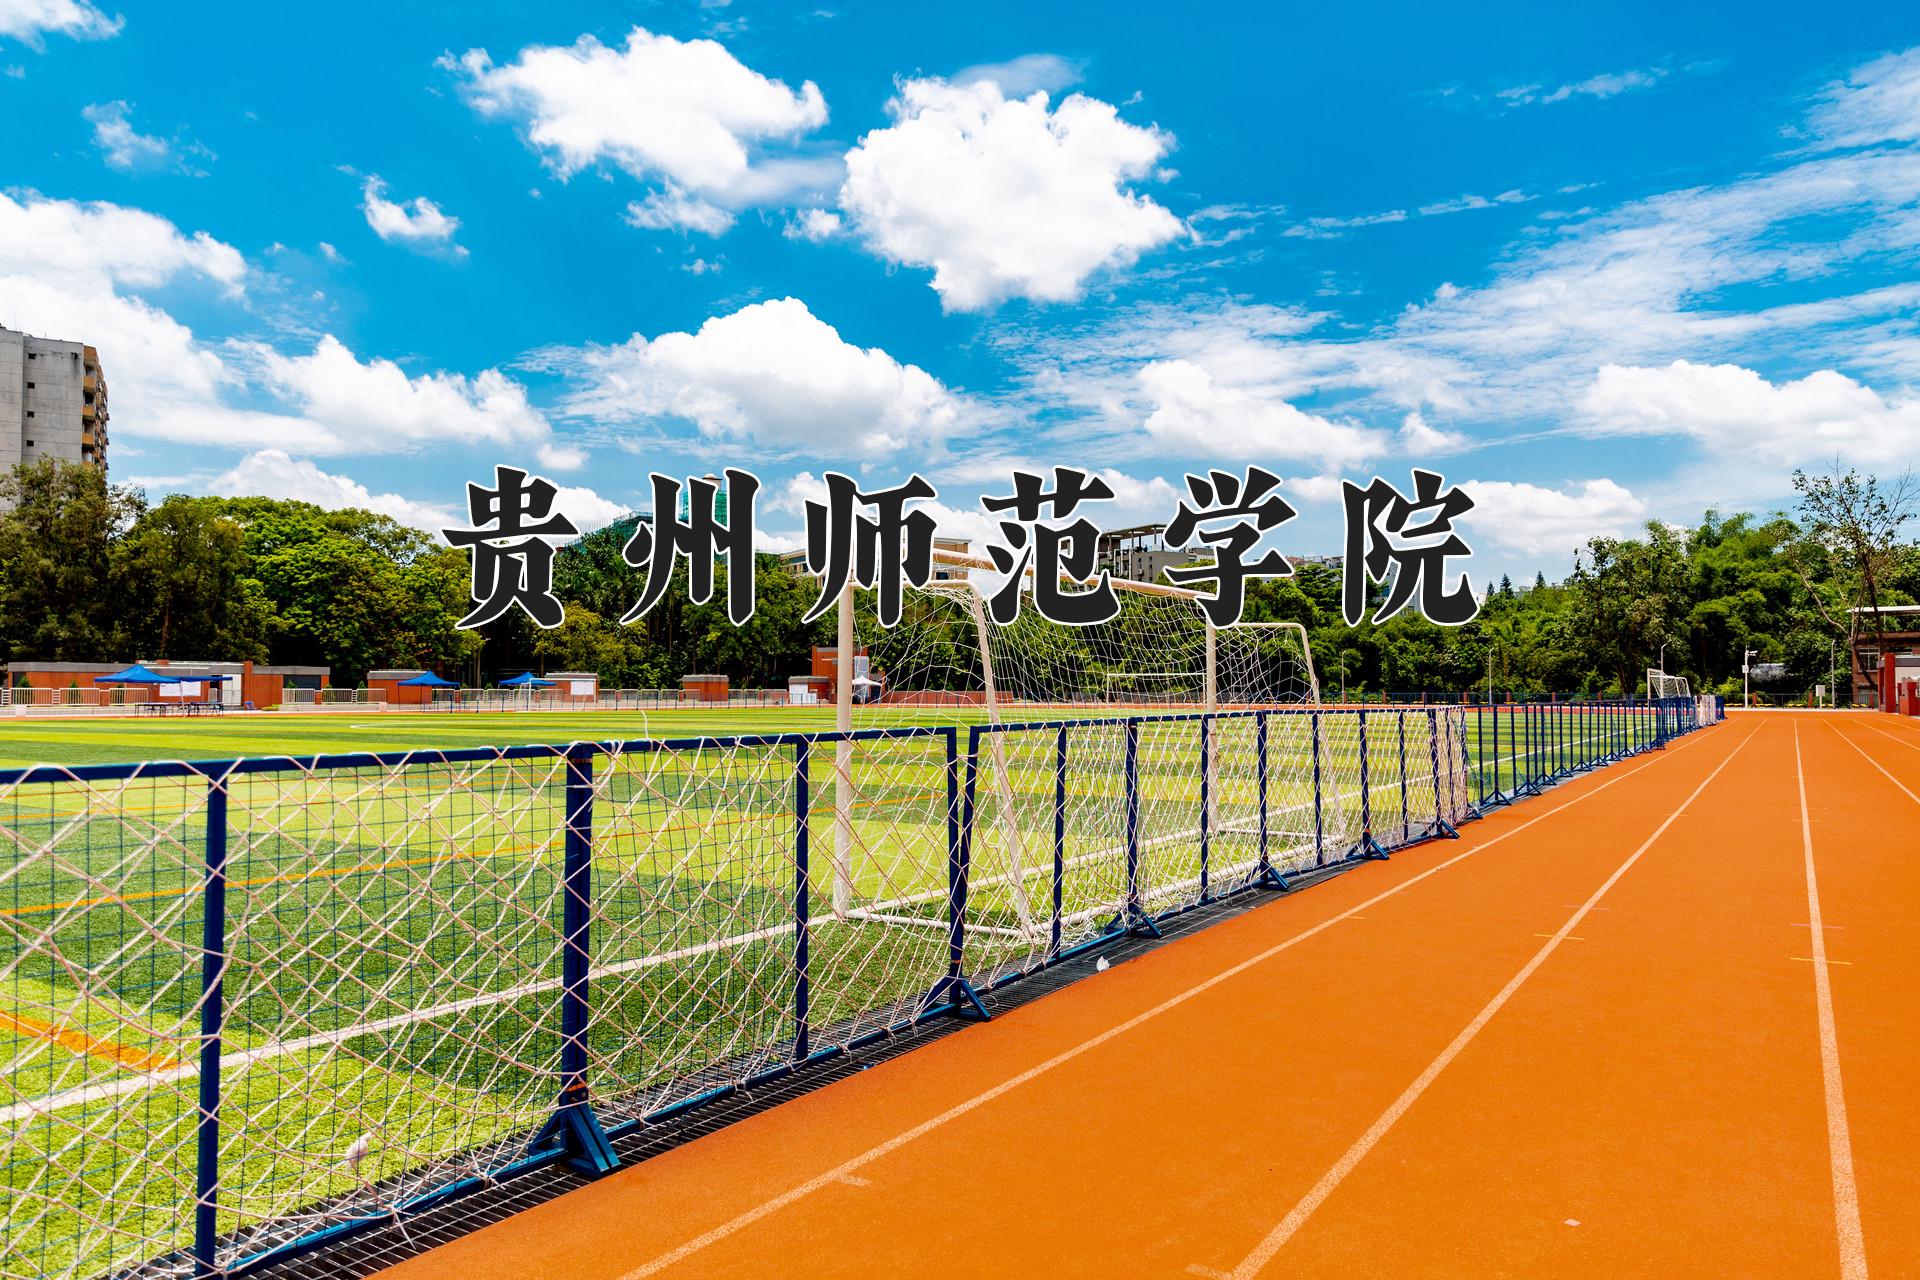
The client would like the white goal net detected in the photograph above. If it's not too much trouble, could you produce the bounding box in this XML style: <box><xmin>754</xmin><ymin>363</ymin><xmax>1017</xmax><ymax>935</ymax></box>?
<box><xmin>1647</xmin><ymin>669</ymin><xmax>1692</xmax><ymax>700</ymax></box>
<box><xmin>811</xmin><ymin>550</ymin><xmax>1377</xmax><ymax>971</ymax></box>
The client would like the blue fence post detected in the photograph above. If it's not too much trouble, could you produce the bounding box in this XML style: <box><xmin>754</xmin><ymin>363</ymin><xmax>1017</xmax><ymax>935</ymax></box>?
<box><xmin>1427</xmin><ymin>708</ymin><xmax>1458</xmax><ymax>839</ymax></box>
<box><xmin>1485</xmin><ymin>697</ymin><xmax>1506</xmax><ymax>807</ymax></box>
<box><xmin>793</xmin><ymin>740</ymin><xmax>811</xmax><ymax>1062</ymax></box>
<box><xmin>193</xmin><ymin>772</ymin><xmax>229</xmax><ymax>1280</ymax></box>
<box><xmin>1520</xmin><ymin>702</ymin><xmax>1542</xmax><ymax>796</ymax></box>
<box><xmin>1197</xmin><ymin>717</ymin><xmax>1211</xmax><ymax>902</ymax></box>
<box><xmin>1451</xmin><ymin>706</ymin><xmax>1466</xmax><ymax>817</ymax></box>
<box><xmin>1396</xmin><ymin>710</ymin><xmax>1410</xmax><ymax>845</ymax></box>
<box><xmin>1250</xmin><ymin>711</ymin><xmax>1288</xmax><ymax>891</ymax></box>
<box><xmin>1356</xmin><ymin>710</ymin><xmax>1388</xmax><ymax>859</ymax></box>
<box><xmin>1118</xmin><ymin>717</ymin><xmax>1166</xmax><ymax>930</ymax></box>
<box><xmin>1257</xmin><ymin>711</ymin><xmax>1269</xmax><ymax>868</ymax></box>
<box><xmin>1482</xmin><ymin>694</ymin><xmax>1497</xmax><ymax>805</ymax></box>
<box><xmin>1310</xmin><ymin>707</ymin><xmax>1325</xmax><ymax>867</ymax></box>
<box><xmin>530</xmin><ymin>745</ymin><xmax>617</xmax><ymax>1175</ymax></box>
<box><xmin>1053</xmin><ymin>724</ymin><xmax>1067</xmax><ymax>956</ymax></box>
<box><xmin>935</xmin><ymin>726</ymin><xmax>990</xmax><ymax>1018</ymax></box>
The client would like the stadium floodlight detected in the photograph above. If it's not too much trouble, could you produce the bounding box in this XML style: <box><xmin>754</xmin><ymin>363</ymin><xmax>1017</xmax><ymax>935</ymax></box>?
<box><xmin>1743</xmin><ymin>647</ymin><xmax>1758</xmax><ymax>709</ymax></box>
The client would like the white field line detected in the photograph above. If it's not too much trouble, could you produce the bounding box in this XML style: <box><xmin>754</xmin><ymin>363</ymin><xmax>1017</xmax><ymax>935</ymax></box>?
<box><xmin>1</xmin><ymin>917</ymin><xmax>796</xmax><ymax>1128</ymax></box>
<box><xmin>1223</xmin><ymin>725</ymin><xmax>1756</xmax><ymax>1279</ymax></box>
<box><xmin>610</xmin><ymin>727</ymin><xmax>1715</xmax><ymax>1280</ymax></box>
<box><xmin>1830</xmin><ymin>721</ymin><xmax>1920</xmax><ymax>805</ymax></box>
<box><xmin>1850</xmin><ymin>716</ymin><xmax>1920</xmax><ymax>761</ymax></box>
<box><xmin>1804</xmin><ymin>726</ymin><xmax>1874</xmax><ymax>1278</ymax></box>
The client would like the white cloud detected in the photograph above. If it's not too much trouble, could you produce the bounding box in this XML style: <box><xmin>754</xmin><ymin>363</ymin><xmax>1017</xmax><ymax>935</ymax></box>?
<box><xmin>838</xmin><ymin>77</ymin><xmax>1183</xmax><ymax>311</ymax></box>
<box><xmin>450</xmin><ymin>27</ymin><xmax>828</xmax><ymax>223</ymax></box>
<box><xmin>624</xmin><ymin>189</ymin><xmax>733</xmax><ymax>236</ymax></box>
<box><xmin>0</xmin><ymin>192</ymin><xmax>585</xmax><ymax>473</ymax></box>
<box><xmin>1462</xmin><ymin>478</ymin><xmax>1648</xmax><ymax>558</ymax></box>
<box><xmin>0</xmin><ymin>191</ymin><xmax>243</xmax><ymax>290</ymax></box>
<box><xmin>952</xmin><ymin>53</ymin><xmax>1084</xmax><ymax>96</ymax></box>
<box><xmin>0</xmin><ymin>0</ymin><xmax>120</xmax><ymax>44</ymax></box>
<box><xmin>1135</xmin><ymin>359</ymin><xmax>1383</xmax><ymax>470</ymax></box>
<box><xmin>1397</xmin><ymin>410</ymin><xmax>1471</xmax><ymax>455</ymax></box>
<box><xmin>1281</xmin><ymin>474</ymin><xmax>1344</xmax><ymax>503</ymax></box>
<box><xmin>783</xmin><ymin>207</ymin><xmax>841</xmax><ymax>241</ymax></box>
<box><xmin>211</xmin><ymin>450</ymin><xmax>459</xmax><ymax>532</ymax></box>
<box><xmin>1284</xmin><ymin>189</ymin><xmax>1529</xmax><ymax>238</ymax></box>
<box><xmin>82</xmin><ymin>100</ymin><xmax>169</xmax><ymax>170</ymax></box>
<box><xmin>550</xmin><ymin>483</ymin><xmax>629</xmax><ymax>533</ymax></box>
<box><xmin>246</xmin><ymin>334</ymin><xmax>574</xmax><ymax>463</ymax></box>
<box><xmin>209</xmin><ymin>451</ymin><xmax>626</xmax><ymax>536</ymax></box>
<box><xmin>1805</xmin><ymin>46</ymin><xmax>1920</xmax><ymax>148</ymax></box>
<box><xmin>1581</xmin><ymin>359</ymin><xmax>1920</xmax><ymax>467</ymax></box>
<box><xmin>0</xmin><ymin>193</ymin><xmax>249</xmax><ymax>444</ymax></box>
<box><xmin>546</xmin><ymin>297</ymin><xmax>965</xmax><ymax>455</ymax></box>
<box><xmin>1497</xmin><ymin>66</ymin><xmax>1668</xmax><ymax>107</ymax></box>
<box><xmin>360</xmin><ymin>176</ymin><xmax>465</xmax><ymax>255</ymax></box>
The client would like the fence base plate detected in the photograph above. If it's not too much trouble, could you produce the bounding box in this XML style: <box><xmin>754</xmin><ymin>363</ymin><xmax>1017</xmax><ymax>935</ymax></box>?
<box><xmin>529</xmin><ymin>1100</ymin><xmax>618</xmax><ymax>1177</ymax></box>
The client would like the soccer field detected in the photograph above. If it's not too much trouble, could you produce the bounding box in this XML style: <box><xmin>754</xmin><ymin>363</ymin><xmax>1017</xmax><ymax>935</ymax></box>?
<box><xmin>0</xmin><ymin>707</ymin><xmax>906</xmax><ymax>770</ymax></box>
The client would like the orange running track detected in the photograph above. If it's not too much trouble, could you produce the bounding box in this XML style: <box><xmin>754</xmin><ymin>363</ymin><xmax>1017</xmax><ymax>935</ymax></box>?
<box><xmin>380</xmin><ymin>712</ymin><xmax>1916</xmax><ymax>1280</ymax></box>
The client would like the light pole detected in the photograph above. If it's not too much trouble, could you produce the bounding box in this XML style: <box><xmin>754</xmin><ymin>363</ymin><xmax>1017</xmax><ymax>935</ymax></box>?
<box><xmin>1743</xmin><ymin>647</ymin><xmax>1758</xmax><ymax>710</ymax></box>
<box><xmin>1829</xmin><ymin>639</ymin><xmax>1837</xmax><ymax>708</ymax></box>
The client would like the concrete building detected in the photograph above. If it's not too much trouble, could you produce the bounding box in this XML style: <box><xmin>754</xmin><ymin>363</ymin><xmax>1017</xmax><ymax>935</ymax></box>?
<box><xmin>0</xmin><ymin>326</ymin><xmax>108</xmax><ymax>495</ymax></box>
<box><xmin>1097</xmin><ymin>524</ymin><xmax>1190</xmax><ymax>584</ymax></box>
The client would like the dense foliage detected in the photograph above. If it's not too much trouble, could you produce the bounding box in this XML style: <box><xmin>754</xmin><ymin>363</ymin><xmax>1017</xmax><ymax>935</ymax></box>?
<box><xmin>1</xmin><ymin>460</ymin><xmax>1912</xmax><ymax>700</ymax></box>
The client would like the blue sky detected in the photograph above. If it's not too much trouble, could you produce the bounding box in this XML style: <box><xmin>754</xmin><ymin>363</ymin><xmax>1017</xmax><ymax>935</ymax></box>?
<box><xmin>3</xmin><ymin>0</ymin><xmax>1919</xmax><ymax>587</ymax></box>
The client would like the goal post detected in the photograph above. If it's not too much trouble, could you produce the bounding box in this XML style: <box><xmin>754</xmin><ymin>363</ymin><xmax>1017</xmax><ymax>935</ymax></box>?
<box><xmin>827</xmin><ymin>548</ymin><xmax>1326</xmax><ymax>932</ymax></box>
<box><xmin>1646</xmin><ymin>669</ymin><xmax>1691</xmax><ymax>701</ymax></box>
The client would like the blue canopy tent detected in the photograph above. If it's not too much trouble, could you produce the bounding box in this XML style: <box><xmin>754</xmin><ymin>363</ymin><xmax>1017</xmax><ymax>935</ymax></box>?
<box><xmin>397</xmin><ymin>672</ymin><xmax>460</xmax><ymax>688</ymax></box>
<box><xmin>92</xmin><ymin>663</ymin><xmax>181</xmax><ymax>685</ymax></box>
<box><xmin>500</xmin><ymin>672</ymin><xmax>556</xmax><ymax>688</ymax></box>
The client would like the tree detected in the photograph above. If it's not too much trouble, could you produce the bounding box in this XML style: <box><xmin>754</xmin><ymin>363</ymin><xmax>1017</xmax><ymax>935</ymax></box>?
<box><xmin>1565</xmin><ymin>522</ymin><xmax>1689</xmax><ymax>694</ymax></box>
<box><xmin>116</xmin><ymin>496</ymin><xmax>269</xmax><ymax>660</ymax></box>
<box><xmin>211</xmin><ymin>498</ymin><xmax>469</xmax><ymax>683</ymax></box>
<box><xmin>0</xmin><ymin>460</ymin><xmax>144</xmax><ymax>661</ymax></box>
<box><xmin>1792</xmin><ymin>465</ymin><xmax>1918</xmax><ymax>703</ymax></box>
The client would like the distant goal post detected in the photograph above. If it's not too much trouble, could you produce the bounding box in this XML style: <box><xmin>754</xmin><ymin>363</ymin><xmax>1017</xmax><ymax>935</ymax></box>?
<box><xmin>822</xmin><ymin>547</ymin><xmax>1327</xmax><ymax>924</ymax></box>
<box><xmin>1646</xmin><ymin>669</ymin><xmax>1692</xmax><ymax>701</ymax></box>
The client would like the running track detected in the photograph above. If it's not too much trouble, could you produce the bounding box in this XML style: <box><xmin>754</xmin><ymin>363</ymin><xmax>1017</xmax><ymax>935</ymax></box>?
<box><xmin>381</xmin><ymin>712</ymin><xmax>1918</xmax><ymax>1279</ymax></box>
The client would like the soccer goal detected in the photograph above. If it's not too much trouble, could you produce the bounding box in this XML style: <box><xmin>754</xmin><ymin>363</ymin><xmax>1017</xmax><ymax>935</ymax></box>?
<box><xmin>817</xmin><ymin>548</ymin><xmax>1337</xmax><ymax>952</ymax></box>
<box><xmin>1647</xmin><ymin>669</ymin><xmax>1692</xmax><ymax>700</ymax></box>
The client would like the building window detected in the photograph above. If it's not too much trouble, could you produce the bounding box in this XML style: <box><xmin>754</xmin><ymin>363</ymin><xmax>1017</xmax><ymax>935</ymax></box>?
<box><xmin>24</xmin><ymin>411</ymin><xmax>32</xmax><ymax>419</ymax></box>
<box><xmin>25</xmin><ymin>382</ymin><xmax>32</xmax><ymax>389</ymax></box>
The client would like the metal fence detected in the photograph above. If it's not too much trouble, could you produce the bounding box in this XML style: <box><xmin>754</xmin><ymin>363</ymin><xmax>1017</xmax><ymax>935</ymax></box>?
<box><xmin>0</xmin><ymin>699</ymin><xmax>1712</xmax><ymax>1280</ymax></box>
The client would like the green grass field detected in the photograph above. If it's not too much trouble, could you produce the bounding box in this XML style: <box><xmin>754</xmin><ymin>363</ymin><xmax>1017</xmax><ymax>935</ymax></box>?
<box><xmin>0</xmin><ymin>701</ymin><xmax>1652</xmax><ymax>1278</ymax></box>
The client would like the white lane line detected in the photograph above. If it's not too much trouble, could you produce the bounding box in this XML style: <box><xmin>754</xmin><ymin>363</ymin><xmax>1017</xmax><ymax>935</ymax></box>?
<box><xmin>1852</xmin><ymin>717</ymin><xmax>1920</xmax><ymax>754</ymax></box>
<box><xmin>609</xmin><ymin>731</ymin><xmax>1717</xmax><ymax>1280</ymax></box>
<box><xmin>1223</xmin><ymin>725</ymin><xmax>1757</xmax><ymax>1280</ymax></box>
<box><xmin>1795</xmin><ymin>723</ymin><xmax>1869</xmax><ymax>1280</ymax></box>
<box><xmin>1829</xmin><ymin>722</ymin><xmax>1920</xmax><ymax>806</ymax></box>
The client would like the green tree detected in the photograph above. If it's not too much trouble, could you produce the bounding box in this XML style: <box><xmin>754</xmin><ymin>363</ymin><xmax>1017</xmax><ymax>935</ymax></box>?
<box><xmin>0</xmin><ymin>459</ymin><xmax>144</xmax><ymax>661</ymax></box>
<box><xmin>116</xmin><ymin>495</ymin><xmax>269</xmax><ymax>659</ymax></box>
